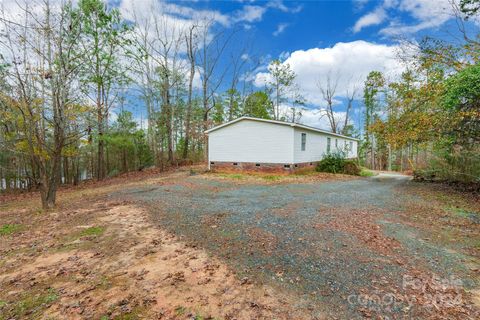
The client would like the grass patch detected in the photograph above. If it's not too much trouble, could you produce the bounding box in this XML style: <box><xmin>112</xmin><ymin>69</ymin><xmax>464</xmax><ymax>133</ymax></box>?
<box><xmin>217</xmin><ymin>172</ymin><xmax>285</xmax><ymax>181</ymax></box>
<box><xmin>172</xmin><ymin>306</ymin><xmax>208</xmax><ymax>320</ymax></box>
<box><xmin>262</xmin><ymin>175</ymin><xmax>281</xmax><ymax>181</ymax></box>
<box><xmin>0</xmin><ymin>224</ymin><xmax>22</xmax><ymax>236</ymax></box>
<box><xmin>113</xmin><ymin>312</ymin><xmax>140</xmax><ymax>320</ymax></box>
<box><xmin>79</xmin><ymin>226</ymin><xmax>105</xmax><ymax>237</ymax></box>
<box><xmin>174</xmin><ymin>305</ymin><xmax>186</xmax><ymax>316</ymax></box>
<box><xmin>218</xmin><ymin>228</ymin><xmax>240</xmax><ymax>239</ymax></box>
<box><xmin>219</xmin><ymin>173</ymin><xmax>244</xmax><ymax>180</ymax></box>
<box><xmin>96</xmin><ymin>275</ymin><xmax>112</xmax><ymax>290</ymax></box>
<box><xmin>446</xmin><ymin>206</ymin><xmax>479</xmax><ymax>223</ymax></box>
<box><xmin>56</xmin><ymin>226</ymin><xmax>106</xmax><ymax>252</ymax></box>
<box><xmin>448</xmin><ymin>207</ymin><xmax>472</xmax><ymax>217</ymax></box>
<box><xmin>4</xmin><ymin>288</ymin><xmax>59</xmax><ymax>319</ymax></box>
<box><xmin>113</xmin><ymin>306</ymin><xmax>146</xmax><ymax>320</ymax></box>
<box><xmin>360</xmin><ymin>168</ymin><xmax>376</xmax><ymax>177</ymax></box>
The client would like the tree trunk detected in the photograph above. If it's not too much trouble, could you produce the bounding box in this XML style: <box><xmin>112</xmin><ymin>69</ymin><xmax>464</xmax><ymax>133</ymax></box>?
<box><xmin>388</xmin><ymin>144</ymin><xmax>392</xmax><ymax>171</ymax></box>
<box><xmin>183</xmin><ymin>62</ymin><xmax>195</xmax><ymax>160</ymax></box>
<box><xmin>72</xmin><ymin>158</ymin><xmax>79</xmax><ymax>186</ymax></box>
<box><xmin>370</xmin><ymin>135</ymin><xmax>375</xmax><ymax>170</ymax></box>
<box><xmin>97</xmin><ymin>88</ymin><xmax>105</xmax><ymax>180</ymax></box>
<box><xmin>63</xmin><ymin>156</ymin><xmax>69</xmax><ymax>185</ymax></box>
<box><xmin>163</xmin><ymin>81</ymin><xmax>174</xmax><ymax>165</ymax></box>
<box><xmin>183</xmin><ymin>27</ymin><xmax>195</xmax><ymax>160</ymax></box>
<box><xmin>122</xmin><ymin>148</ymin><xmax>128</xmax><ymax>173</ymax></box>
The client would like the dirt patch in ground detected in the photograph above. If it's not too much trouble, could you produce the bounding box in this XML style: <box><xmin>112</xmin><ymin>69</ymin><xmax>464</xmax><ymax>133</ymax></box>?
<box><xmin>0</xmin><ymin>197</ymin><xmax>318</xmax><ymax>319</ymax></box>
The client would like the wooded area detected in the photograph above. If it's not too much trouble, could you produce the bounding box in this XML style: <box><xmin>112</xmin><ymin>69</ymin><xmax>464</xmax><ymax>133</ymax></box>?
<box><xmin>0</xmin><ymin>0</ymin><xmax>478</xmax><ymax>208</ymax></box>
<box><xmin>362</xmin><ymin>1</ymin><xmax>479</xmax><ymax>184</ymax></box>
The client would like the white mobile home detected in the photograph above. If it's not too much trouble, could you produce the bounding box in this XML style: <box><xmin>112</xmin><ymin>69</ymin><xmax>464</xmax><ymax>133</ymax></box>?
<box><xmin>205</xmin><ymin>117</ymin><xmax>358</xmax><ymax>171</ymax></box>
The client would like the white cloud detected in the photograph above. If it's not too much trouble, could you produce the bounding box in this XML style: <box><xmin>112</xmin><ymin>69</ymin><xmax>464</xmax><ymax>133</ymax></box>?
<box><xmin>352</xmin><ymin>0</ymin><xmax>454</xmax><ymax>35</ymax></box>
<box><xmin>380</xmin><ymin>0</ymin><xmax>452</xmax><ymax>35</ymax></box>
<box><xmin>353</xmin><ymin>7</ymin><xmax>387</xmax><ymax>33</ymax></box>
<box><xmin>120</xmin><ymin>0</ymin><xmax>230</xmax><ymax>28</ymax></box>
<box><xmin>273</xmin><ymin>23</ymin><xmax>289</xmax><ymax>36</ymax></box>
<box><xmin>234</xmin><ymin>5</ymin><xmax>266</xmax><ymax>23</ymax></box>
<box><xmin>267</xmin><ymin>0</ymin><xmax>303</xmax><ymax>14</ymax></box>
<box><xmin>0</xmin><ymin>0</ymin><xmax>64</xmax><ymax>23</ymax></box>
<box><xmin>233</xmin><ymin>1</ymin><xmax>303</xmax><ymax>24</ymax></box>
<box><xmin>303</xmin><ymin>109</ymin><xmax>348</xmax><ymax>130</ymax></box>
<box><xmin>278</xmin><ymin>104</ymin><xmax>347</xmax><ymax>130</ymax></box>
<box><xmin>254</xmin><ymin>41</ymin><xmax>404</xmax><ymax>106</ymax></box>
<box><xmin>278</xmin><ymin>51</ymin><xmax>290</xmax><ymax>60</ymax></box>
<box><xmin>353</xmin><ymin>0</ymin><xmax>370</xmax><ymax>11</ymax></box>
<box><xmin>120</xmin><ymin>0</ymin><xmax>303</xmax><ymax>31</ymax></box>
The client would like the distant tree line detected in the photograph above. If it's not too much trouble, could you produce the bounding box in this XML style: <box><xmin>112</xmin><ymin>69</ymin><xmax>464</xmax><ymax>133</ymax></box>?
<box><xmin>360</xmin><ymin>0</ymin><xmax>479</xmax><ymax>183</ymax></box>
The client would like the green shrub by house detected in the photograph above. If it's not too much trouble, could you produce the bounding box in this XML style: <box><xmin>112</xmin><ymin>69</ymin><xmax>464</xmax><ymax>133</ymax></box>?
<box><xmin>316</xmin><ymin>152</ymin><xmax>360</xmax><ymax>176</ymax></box>
<box><xmin>343</xmin><ymin>160</ymin><xmax>361</xmax><ymax>175</ymax></box>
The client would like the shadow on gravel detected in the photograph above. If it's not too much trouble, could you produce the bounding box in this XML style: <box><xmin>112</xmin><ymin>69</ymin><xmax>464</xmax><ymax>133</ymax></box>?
<box><xmin>113</xmin><ymin>174</ymin><xmax>479</xmax><ymax>319</ymax></box>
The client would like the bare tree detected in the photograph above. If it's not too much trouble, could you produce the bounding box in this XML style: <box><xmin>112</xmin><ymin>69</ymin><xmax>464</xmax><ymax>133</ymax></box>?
<box><xmin>128</xmin><ymin>9</ymin><xmax>160</xmax><ymax>166</ymax></box>
<box><xmin>226</xmin><ymin>42</ymin><xmax>250</xmax><ymax>121</ymax></box>
<box><xmin>129</xmin><ymin>7</ymin><xmax>187</xmax><ymax>167</ymax></box>
<box><xmin>343</xmin><ymin>80</ymin><xmax>359</xmax><ymax>135</ymax></box>
<box><xmin>287</xmin><ymin>83</ymin><xmax>306</xmax><ymax>123</ymax></box>
<box><xmin>150</xmin><ymin>14</ymin><xmax>185</xmax><ymax>165</ymax></box>
<box><xmin>197</xmin><ymin>19</ymin><xmax>233</xmax><ymax>132</ymax></box>
<box><xmin>450</xmin><ymin>0</ymin><xmax>479</xmax><ymax>46</ymax></box>
<box><xmin>183</xmin><ymin>23</ymin><xmax>198</xmax><ymax>160</ymax></box>
<box><xmin>317</xmin><ymin>72</ymin><xmax>340</xmax><ymax>133</ymax></box>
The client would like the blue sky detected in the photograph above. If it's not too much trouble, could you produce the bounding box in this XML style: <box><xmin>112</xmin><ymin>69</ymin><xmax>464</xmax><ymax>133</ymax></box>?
<box><xmin>112</xmin><ymin>0</ymin><xmax>478</xmax><ymax>130</ymax></box>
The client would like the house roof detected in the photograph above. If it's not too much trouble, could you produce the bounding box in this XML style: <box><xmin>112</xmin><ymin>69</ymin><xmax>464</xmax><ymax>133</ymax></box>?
<box><xmin>205</xmin><ymin>116</ymin><xmax>360</xmax><ymax>141</ymax></box>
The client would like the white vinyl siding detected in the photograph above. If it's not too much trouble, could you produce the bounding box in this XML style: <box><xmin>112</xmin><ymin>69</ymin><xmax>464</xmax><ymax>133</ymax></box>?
<box><xmin>294</xmin><ymin>128</ymin><xmax>329</xmax><ymax>163</ymax></box>
<box><xmin>208</xmin><ymin>119</ymin><xmax>294</xmax><ymax>164</ymax></box>
<box><xmin>207</xmin><ymin>118</ymin><xmax>358</xmax><ymax>165</ymax></box>
<box><xmin>293</xmin><ymin>128</ymin><xmax>357</xmax><ymax>163</ymax></box>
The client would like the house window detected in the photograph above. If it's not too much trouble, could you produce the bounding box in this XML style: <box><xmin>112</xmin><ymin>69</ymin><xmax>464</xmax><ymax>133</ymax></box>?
<box><xmin>327</xmin><ymin>137</ymin><xmax>331</xmax><ymax>153</ymax></box>
<box><xmin>349</xmin><ymin>141</ymin><xmax>353</xmax><ymax>151</ymax></box>
<box><xmin>301</xmin><ymin>133</ymin><xmax>306</xmax><ymax>151</ymax></box>
<box><xmin>335</xmin><ymin>139</ymin><xmax>338</xmax><ymax>148</ymax></box>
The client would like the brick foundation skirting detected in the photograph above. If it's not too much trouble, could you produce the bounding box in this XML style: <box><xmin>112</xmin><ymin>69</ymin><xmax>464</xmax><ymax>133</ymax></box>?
<box><xmin>209</xmin><ymin>161</ymin><xmax>318</xmax><ymax>173</ymax></box>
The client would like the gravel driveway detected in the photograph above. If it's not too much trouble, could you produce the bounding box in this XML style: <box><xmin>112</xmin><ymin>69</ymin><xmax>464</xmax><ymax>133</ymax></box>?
<box><xmin>115</xmin><ymin>173</ymin><xmax>479</xmax><ymax>319</ymax></box>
